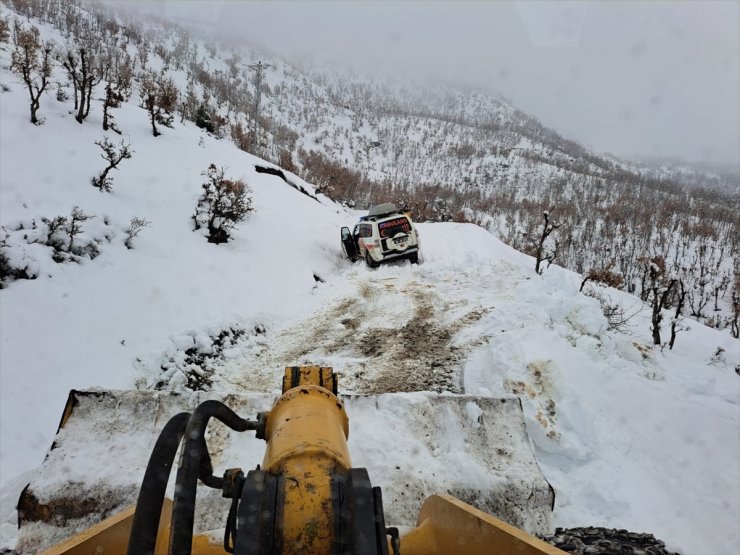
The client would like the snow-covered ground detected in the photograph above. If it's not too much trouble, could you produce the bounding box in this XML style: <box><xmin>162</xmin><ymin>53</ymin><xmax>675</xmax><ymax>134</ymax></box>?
<box><xmin>1</xmin><ymin>27</ymin><xmax>739</xmax><ymax>555</ymax></box>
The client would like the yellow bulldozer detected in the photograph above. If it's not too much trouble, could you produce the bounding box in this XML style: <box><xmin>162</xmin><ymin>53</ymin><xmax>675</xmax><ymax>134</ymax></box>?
<box><xmin>17</xmin><ymin>366</ymin><xmax>567</xmax><ymax>555</ymax></box>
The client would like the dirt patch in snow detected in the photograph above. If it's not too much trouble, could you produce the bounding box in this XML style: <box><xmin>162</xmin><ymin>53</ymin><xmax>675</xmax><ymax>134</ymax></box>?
<box><xmin>137</xmin><ymin>271</ymin><xmax>497</xmax><ymax>398</ymax></box>
<box><xmin>220</xmin><ymin>276</ymin><xmax>492</xmax><ymax>395</ymax></box>
<box><xmin>505</xmin><ymin>360</ymin><xmax>560</xmax><ymax>440</ymax></box>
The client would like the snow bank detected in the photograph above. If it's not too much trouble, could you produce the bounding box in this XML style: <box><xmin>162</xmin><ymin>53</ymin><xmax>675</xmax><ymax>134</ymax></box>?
<box><xmin>463</xmin><ymin>266</ymin><xmax>740</xmax><ymax>554</ymax></box>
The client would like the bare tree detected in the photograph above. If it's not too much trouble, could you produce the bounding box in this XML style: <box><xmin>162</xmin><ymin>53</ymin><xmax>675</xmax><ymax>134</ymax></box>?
<box><xmin>60</xmin><ymin>48</ymin><xmax>79</xmax><ymax>110</ymax></box>
<box><xmin>61</xmin><ymin>42</ymin><xmax>103</xmax><ymax>124</ymax></box>
<box><xmin>91</xmin><ymin>138</ymin><xmax>133</xmax><ymax>192</ymax></box>
<box><xmin>179</xmin><ymin>79</ymin><xmax>199</xmax><ymax>124</ymax></box>
<box><xmin>10</xmin><ymin>23</ymin><xmax>53</xmax><ymax>124</ymax></box>
<box><xmin>139</xmin><ymin>70</ymin><xmax>178</xmax><ymax>137</ymax></box>
<box><xmin>712</xmin><ymin>271</ymin><xmax>731</xmax><ymax>313</ymax></box>
<box><xmin>685</xmin><ymin>242</ymin><xmax>722</xmax><ymax>319</ymax></box>
<box><xmin>524</xmin><ymin>210</ymin><xmax>562</xmax><ymax>274</ymax></box>
<box><xmin>646</xmin><ymin>257</ymin><xmax>677</xmax><ymax>346</ymax></box>
<box><xmin>101</xmin><ymin>50</ymin><xmax>133</xmax><ymax>133</ymax></box>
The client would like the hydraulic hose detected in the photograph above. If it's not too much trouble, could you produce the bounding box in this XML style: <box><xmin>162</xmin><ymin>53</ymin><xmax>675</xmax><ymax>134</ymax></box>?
<box><xmin>126</xmin><ymin>411</ymin><xmax>191</xmax><ymax>555</ymax></box>
<box><xmin>169</xmin><ymin>400</ymin><xmax>252</xmax><ymax>555</ymax></box>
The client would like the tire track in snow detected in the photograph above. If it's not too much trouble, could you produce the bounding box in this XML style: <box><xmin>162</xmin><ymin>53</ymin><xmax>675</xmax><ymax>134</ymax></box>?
<box><xmin>221</xmin><ymin>271</ymin><xmax>493</xmax><ymax>395</ymax></box>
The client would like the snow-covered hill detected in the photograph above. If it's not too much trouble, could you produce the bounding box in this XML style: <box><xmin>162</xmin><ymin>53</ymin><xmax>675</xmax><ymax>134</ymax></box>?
<box><xmin>1</xmin><ymin>6</ymin><xmax>739</xmax><ymax>555</ymax></box>
<box><xmin>2</xmin><ymin>0</ymin><xmax>737</xmax><ymax>335</ymax></box>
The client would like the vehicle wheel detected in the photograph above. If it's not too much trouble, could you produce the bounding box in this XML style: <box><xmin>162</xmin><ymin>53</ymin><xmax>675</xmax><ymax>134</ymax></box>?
<box><xmin>408</xmin><ymin>253</ymin><xmax>419</xmax><ymax>264</ymax></box>
<box><xmin>365</xmin><ymin>252</ymin><xmax>380</xmax><ymax>268</ymax></box>
<box><xmin>543</xmin><ymin>527</ymin><xmax>679</xmax><ymax>554</ymax></box>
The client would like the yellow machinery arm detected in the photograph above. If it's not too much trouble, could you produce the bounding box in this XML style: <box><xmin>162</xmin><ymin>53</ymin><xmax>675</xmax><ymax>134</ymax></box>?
<box><xmin>38</xmin><ymin>366</ymin><xmax>564</xmax><ymax>555</ymax></box>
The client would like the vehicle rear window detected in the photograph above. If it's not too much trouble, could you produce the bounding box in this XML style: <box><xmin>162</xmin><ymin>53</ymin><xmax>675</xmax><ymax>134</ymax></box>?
<box><xmin>378</xmin><ymin>217</ymin><xmax>411</xmax><ymax>238</ymax></box>
<box><xmin>359</xmin><ymin>224</ymin><xmax>373</xmax><ymax>237</ymax></box>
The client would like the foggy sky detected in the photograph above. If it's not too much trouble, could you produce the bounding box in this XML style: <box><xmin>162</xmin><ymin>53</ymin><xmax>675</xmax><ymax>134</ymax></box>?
<box><xmin>113</xmin><ymin>1</ymin><xmax>739</xmax><ymax>169</ymax></box>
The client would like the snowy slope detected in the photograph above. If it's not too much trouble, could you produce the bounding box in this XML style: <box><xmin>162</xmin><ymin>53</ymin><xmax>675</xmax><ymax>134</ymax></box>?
<box><xmin>0</xmin><ymin>66</ymin><xmax>346</xmax><ymax>480</ymax></box>
<box><xmin>1</xmin><ymin>22</ymin><xmax>739</xmax><ymax>555</ymax></box>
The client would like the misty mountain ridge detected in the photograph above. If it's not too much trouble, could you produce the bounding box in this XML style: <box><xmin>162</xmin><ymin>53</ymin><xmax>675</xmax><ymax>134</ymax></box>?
<box><xmin>625</xmin><ymin>155</ymin><xmax>740</xmax><ymax>193</ymax></box>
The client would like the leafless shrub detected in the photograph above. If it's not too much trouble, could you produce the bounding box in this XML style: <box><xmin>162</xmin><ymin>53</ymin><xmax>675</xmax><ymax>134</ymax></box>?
<box><xmin>124</xmin><ymin>217</ymin><xmax>151</xmax><ymax>249</ymax></box>
<box><xmin>193</xmin><ymin>164</ymin><xmax>253</xmax><ymax>244</ymax></box>
<box><xmin>708</xmin><ymin>346</ymin><xmax>726</xmax><ymax>367</ymax></box>
<box><xmin>39</xmin><ymin>207</ymin><xmax>94</xmax><ymax>261</ymax></box>
<box><xmin>67</xmin><ymin>206</ymin><xmax>93</xmax><ymax>254</ymax></box>
<box><xmin>582</xmin><ymin>284</ymin><xmax>640</xmax><ymax>333</ymax></box>
<box><xmin>92</xmin><ymin>138</ymin><xmax>133</xmax><ymax>192</ymax></box>
<box><xmin>580</xmin><ymin>267</ymin><xmax>625</xmax><ymax>291</ymax></box>
<box><xmin>41</xmin><ymin>215</ymin><xmax>68</xmax><ymax>253</ymax></box>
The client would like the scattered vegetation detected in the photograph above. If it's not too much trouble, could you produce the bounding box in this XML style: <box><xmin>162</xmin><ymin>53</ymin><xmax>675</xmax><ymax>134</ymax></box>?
<box><xmin>0</xmin><ymin>207</ymin><xmax>120</xmax><ymax>287</ymax></box>
<box><xmin>2</xmin><ymin>0</ymin><xmax>737</xmax><ymax>336</ymax></box>
<box><xmin>44</xmin><ymin>206</ymin><xmax>96</xmax><ymax>261</ymax></box>
<box><xmin>149</xmin><ymin>324</ymin><xmax>266</xmax><ymax>391</ymax></box>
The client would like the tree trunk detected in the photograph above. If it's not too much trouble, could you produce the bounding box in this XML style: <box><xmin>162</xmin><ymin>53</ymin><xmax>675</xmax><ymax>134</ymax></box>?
<box><xmin>83</xmin><ymin>81</ymin><xmax>93</xmax><ymax>118</ymax></box>
<box><xmin>24</xmin><ymin>78</ymin><xmax>38</xmax><ymax>123</ymax></box>
<box><xmin>651</xmin><ymin>308</ymin><xmax>662</xmax><ymax>345</ymax></box>
<box><xmin>102</xmin><ymin>97</ymin><xmax>110</xmax><ymax>130</ymax></box>
<box><xmin>76</xmin><ymin>85</ymin><xmax>86</xmax><ymax>123</ymax></box>
<box><xmin>669</xmin><ymin>321</ymin><xmax>678</xmax><ymax>349</ymax></box>
<box><xmin>29</xmin><ymin>92</ymin><xmax>40</xmax><ymax>124</ymax></box>
<box><xmin>669</xmin><ymin>282</ymin><xmax>686</xmax><ymax>350</ymax></box>
<box><xmin>75</xmin><ymin>50</ymin><xmax>89</xmax><ymax>123</ymax></box>
<box><xmin>71</xmin><ymin>78</ymin><xmax>78</xmax><ymax>109</ymax></box>
<box><xmin>149</xmin><ymin>109</ymin><xmax>160</xmax><ymax>137</ymax></box>
<box><xmin>95</xmin><ymin>167</ymin><xmax>110</xmax><ymax>190</ymax></box>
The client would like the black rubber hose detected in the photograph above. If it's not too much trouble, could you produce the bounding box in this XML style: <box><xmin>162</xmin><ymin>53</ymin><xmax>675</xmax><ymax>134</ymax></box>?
<box><xmin>169</xmin><ymin>401</ymin><xmax>250</xmax><ymax>555</ymax></box>
<box><xmin>126</xmin><ymin>411</ymin><xmax>191</xmax><ymax>555</ymax></box>
<box><xmin>196</xmin><ymin>435</ymin><xmax>224</xmax><ymax>490</ymax></box>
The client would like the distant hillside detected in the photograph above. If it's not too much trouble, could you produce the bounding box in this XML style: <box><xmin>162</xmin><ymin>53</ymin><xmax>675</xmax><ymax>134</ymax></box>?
<box><xmin>1</xmin><ymin>0</ymin><xmax>737</xmax><ymax>334</ymax></box>
<box><xmin>628</xmin><ymin>155</ymin><xmax>739</xmax><ymax>195</ymax></box>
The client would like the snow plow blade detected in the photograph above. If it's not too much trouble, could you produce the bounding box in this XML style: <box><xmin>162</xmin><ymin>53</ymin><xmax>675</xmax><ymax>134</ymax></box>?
<box><xmin>16</xmin><ymin>385</ymin><xmax>555</xmax><ymax>553</ymax></box>
<box><xmin>401</xmin><ymin>494</ymin><xmax>565</xmax><ymax>555</ymax></box>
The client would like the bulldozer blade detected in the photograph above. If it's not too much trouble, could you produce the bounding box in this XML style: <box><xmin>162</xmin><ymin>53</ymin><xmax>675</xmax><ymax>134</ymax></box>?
<box><xmin>16</xmin><ymin>389</ymin><xmax>554</xmax><ymax>553</ymax></box>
